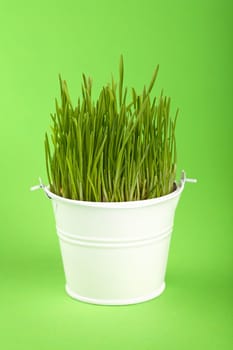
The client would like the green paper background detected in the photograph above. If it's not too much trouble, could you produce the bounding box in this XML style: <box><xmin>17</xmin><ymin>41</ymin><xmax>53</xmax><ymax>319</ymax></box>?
<box><xmin>0</xmin><ymin>0</ymin><xmax>232</xmax><ymax>349</ymax></box>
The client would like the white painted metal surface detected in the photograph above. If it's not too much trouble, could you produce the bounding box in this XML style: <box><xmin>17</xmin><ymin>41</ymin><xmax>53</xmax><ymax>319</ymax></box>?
<box><xmin>31</xmin><ymin>171</ymin><xmax>196</xmax><ymax>305</ymax></box>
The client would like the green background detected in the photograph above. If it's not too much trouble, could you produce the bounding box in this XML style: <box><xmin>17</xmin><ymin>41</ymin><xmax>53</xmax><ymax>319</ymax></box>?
<box><xmin>0</xmin><ymin>0</ymin><xmax>232</xmax><ymax>349</ymax></box>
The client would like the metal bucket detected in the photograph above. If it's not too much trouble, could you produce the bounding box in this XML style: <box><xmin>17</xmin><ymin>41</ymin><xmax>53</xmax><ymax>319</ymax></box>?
<box><xmin>31</xmin><ymin>171</ymin><xmax>196</xmax><ymax>305</ymax></box>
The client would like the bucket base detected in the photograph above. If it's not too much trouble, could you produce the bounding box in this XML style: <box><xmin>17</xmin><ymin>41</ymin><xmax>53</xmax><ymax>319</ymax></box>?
<box><xmin>65</xmin><ymin>282</ymin><xmax>166</xmax><ymax>306</ymax></box>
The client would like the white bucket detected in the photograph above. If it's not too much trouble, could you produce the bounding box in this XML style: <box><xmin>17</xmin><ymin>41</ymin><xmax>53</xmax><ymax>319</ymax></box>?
<box><xmin>31</xmin><ymin>171</ymin><xmax>196</xmax><ymax>305</ymax></box>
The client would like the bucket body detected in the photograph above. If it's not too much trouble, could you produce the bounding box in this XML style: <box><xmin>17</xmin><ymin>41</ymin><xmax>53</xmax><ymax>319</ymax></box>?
<box><xmin>45</xmin><ymin>183</ymin><xmax>184</xmax><ymax>305</ymax></box>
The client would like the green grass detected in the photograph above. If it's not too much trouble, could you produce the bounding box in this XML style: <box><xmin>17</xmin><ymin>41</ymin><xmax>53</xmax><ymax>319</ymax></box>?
<box><xmin>45</xmin><ymin>56</ymin><xmax>178</xmax><ymax>201</ymax></box>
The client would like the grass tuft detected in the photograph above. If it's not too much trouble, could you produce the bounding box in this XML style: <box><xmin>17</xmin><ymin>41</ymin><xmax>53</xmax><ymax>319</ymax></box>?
<box><xmin>45</xmin><ymin>57</ymin><xmax>178</xmax><ymax>201</ymax></box>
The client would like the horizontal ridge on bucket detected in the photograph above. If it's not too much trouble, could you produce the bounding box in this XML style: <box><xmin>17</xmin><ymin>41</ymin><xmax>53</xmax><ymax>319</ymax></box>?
<box><xmin>56</xmin><ymin>226</ymin><xmax>173</xmax><ymax>248</ymax></box>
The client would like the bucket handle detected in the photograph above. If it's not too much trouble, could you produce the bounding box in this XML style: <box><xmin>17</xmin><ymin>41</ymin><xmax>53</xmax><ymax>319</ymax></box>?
<box><xmin>30</xmin><ymin>171</ymin><xmax>197</xmax><ymax>198</ymax></box>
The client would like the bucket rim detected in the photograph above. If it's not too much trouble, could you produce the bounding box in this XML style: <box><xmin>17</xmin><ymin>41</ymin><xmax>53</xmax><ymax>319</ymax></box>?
<box><xmin>44</xmin><ymin>180</ymin><xmax>185</xmax><ymax>208</ymax></box>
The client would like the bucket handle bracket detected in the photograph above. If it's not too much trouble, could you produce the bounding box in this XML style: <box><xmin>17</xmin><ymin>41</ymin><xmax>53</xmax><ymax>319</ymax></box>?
<box><xmin>30</xmin><ymin>178</ymin><xmax>51</xmax><ymax>199</ymax></box>
<box><xmin>180</xmin><ymin>170</ymin><xmax>197</xmax><ymax>185</ymax></box>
